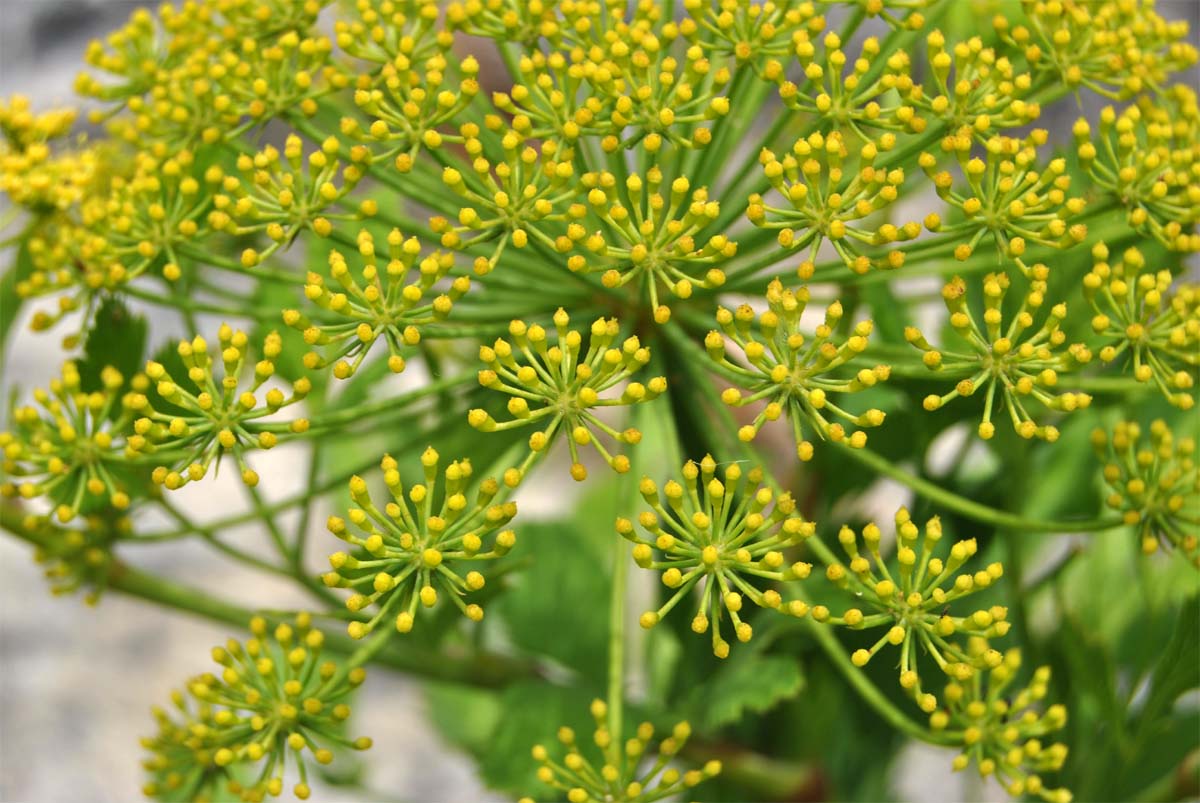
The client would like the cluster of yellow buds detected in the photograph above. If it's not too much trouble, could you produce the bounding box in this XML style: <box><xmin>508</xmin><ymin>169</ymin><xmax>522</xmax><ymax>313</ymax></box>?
<box><xmin>0</xmin><ymin>362</ymin><xmax>141</xmax><ymax>522</ymax></box>
<box><xmin>906</xmin><ymin>272</ymin><xmax>1092</xmax><ymax>440</ymax></box>
<box><xmin>683</xmin><ymin>0</ymin><xmax>824</xmax><ymax>73</ymax></box>
<box><xmin>749</xmin><ymin>131</ymin><xmax>919</xmax><ymax>274</ymax></box>
<box><xmin>852</xmin><ymin>0</ymin><xmax>933</xmax><ymax>31</ymax></box>
<box><xmin>223</xmin><ymin>135</ymin><xmax>372</xmax><ymax>268</ymax></box>
<box><xmin>777</xmin><ymin>33</ymin><xmax>924</xmax><ymax>136</ymax></box>
<box><xmin>344</xmin><ymin>51</ymin><xmax>479</xmax><ymax>172</ymax></box>
<box><xmin>333</xmin><ymin>0</ymin><xmax>447</xmax><ymax>65</ymax></box>
<box><xmin>431</xmin><ymin>131</ymin><xmax>574</xmax><ymax>273</ymax></box>
<box><xmin>1074</xmin><ymin>91</ymin><xmax>1200</xmax><ymax>253</ymax></box>
<box><xmin>468</xmin><ymin>312</ymin><xmax>665</xmax><ymax>481</ymax></box>
<box><xmin>128</xmin><ymin>327</ymin><xmax>311</xmax><ymax>490</ymax></box>
<box><xmin>141</xmin><ymin>614</ymin><xmax>372</xmax><ymax>802</ymax></box>
<box><xmin>217</xmin><ymin>28</ymin><xmax>346</xmax><ymax>124</ymax></box>
<box><xmin>489</xmin><ymin>51</ymin><xmax>608</xmax><ymax>145</ymax></box>
<box><xmin>932</xmin><ymin>650</ymin><xmax>1071</xmax><ymax>803</ymax></box>
<box><xmin>76</xmin><ymin>2</ymin><xmax>335</xmax><ymax>150</ymax></box>
<box><xmin>706</xmin><ymin>280</ymin><xmax>890</xmax><ymax>460</ymax></box>
<box><xmin>920</xmin><ymin>130</ymin><xmax>1087</xmax><ymax>273</ymax></box>
<box><xmin>823</xmin><ymin>510</ymin><xmax>1008</xmax><ymax>710</ymax></box>
<box><xmin>13</xmin><ymin>510</ymin><xmax>129</xmax><ymax>604</ymax></box>
<box><xmin>581</xmin><ymin>18</ymin><xmax>733</xmax><ymax>153</ymax></box>
<box><xmin>909</xmin><ymin>32</ymin><xmax>1041</xmax><ymax>137</ymax></box>
<box><xmin>1092</xmin><ymin>420</ymin><xmax>1198</xmax><ymax>563</ymax></box>
<box><xmin>1083</xmin><ymin>245</ymin><xmax>1198</xmax><ymax>409</ymax></box>
<box><xmin>0</xmin><ymin>96</ymin><xmax>96</xmax><ymax>214</ymax></box>
<box><xmin>445</xmin><ymin>0</ymin><xmax>561</xmax><ymax>45</ymax></box>
<box><xmin>995</xmin><ymin>0</ymin><xmax>1197</xmax><ymax>99</ymax></box>
<box><xmin>618</xmin><ymin>456</ymin><xmax>815</xmax><ymax>658</ymax></box>
<box><xmin>323</xmin><ymin>449</ymin><xmax>517</xmax><ymax>637</ymax></box>
<box><xmin>521</xmin><ymin>699</ymin><xmax>721</xmax><ymax>803</ymax></box>
<box><xmin>567</xmin><ymin>169</ymin><xmax>734</xmax><ymax>323</ymax></box>
<box><xmin>283</xmin><ymin>229</ymin><xmax>467</xmax><ymax>379</ymax></box>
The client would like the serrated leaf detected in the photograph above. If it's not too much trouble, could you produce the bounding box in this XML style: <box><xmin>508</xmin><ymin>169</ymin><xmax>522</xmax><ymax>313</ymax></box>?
<box><xmin>479</xmin><ymin>680</ymin><xmax>594</xmax><ymax>796</ymax></box>
<box><xmin>78</xmin><ymin>297</ymin><xmax>147</xmax><ymax>394</ymax></box>
<box><xmin>682</xmin><ymin>652</ymin><xmax>804</xmax><ymax>732</ymax></box>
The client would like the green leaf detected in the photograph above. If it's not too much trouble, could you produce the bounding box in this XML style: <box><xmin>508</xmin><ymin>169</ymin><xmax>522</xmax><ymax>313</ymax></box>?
<box><xmin>491</xmin><ymin>518</ymin><xmax>611</xmax><ymax>683</ymax></box>
<box><xmin>78</xmin><ymin>296</ymin><xmax>147</xmax><ymax>393</ymax></box>
<box><xmin>682</xmin><ymin>651</ymin><xmax>804</xmax><ymax>733</ymax></box>
<box><xmin>423</xmin><ymin>682</ymin><xmax>503</xmax><ymax>757</ymax></box>
<box><xmin>478</xmin><ymin>680</ymin><xmax>595</xmax><ymax>796</ymax></box>
<box><xmin>0</xmin><ymin>239</ymin><xmax>34</xmax><ymax>350</ymax></box>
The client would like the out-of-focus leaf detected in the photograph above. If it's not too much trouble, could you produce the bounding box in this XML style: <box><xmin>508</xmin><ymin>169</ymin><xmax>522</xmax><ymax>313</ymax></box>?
<box><xmin>682</xmin><ymin>651</ymin><xmax>804</xmax><ymax>733</ymax></box>
<box><xmin>0</xmin><ymin>239</ymin><xmax>34</xmax><ymax>349</ymax></box>
<box><xmin>78</xmin><ymin>296</ymin><xmax>147</xmax><ymax>394</ymax></box>
<box><xmin>479</xmin><ymin>680</ymin><xmax>594</xmax><ymax>796</ymax></box>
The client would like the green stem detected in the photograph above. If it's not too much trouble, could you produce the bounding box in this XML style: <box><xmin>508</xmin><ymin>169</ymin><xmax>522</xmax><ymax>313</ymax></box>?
<box><xmin>835</xmin><ymin>442</ymin><xmax>1125</xmax><ymax>533</ymax></box>
<box><xmin>0</xmin><ymin>508</ymin><xmax>537</xmax><ymax>688</ymax></box>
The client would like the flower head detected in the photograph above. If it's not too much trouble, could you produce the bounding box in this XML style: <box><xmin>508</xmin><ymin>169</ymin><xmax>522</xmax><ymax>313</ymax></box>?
<box><xmin>431</xmin><ymin>130</ymin><xmax>574</xmax><ymax>273</ymax></box>
<box><xmin>129</xmin><ymin>326</ymin><xmax>311</xmax><ymax>490</ymax></box>
<box><xmin>12</xmin><ymin>510</ymin><xmax>129</xmax><ymax>605</ymax></box>
<box><xmin>930</xmin><ymin>648</ymin><xmax>1071</xmax><ymax>803</ymax></box>
<box><xmin>995</xmin><ymin>0</ymin><xmax>1197</xmax><ymax>99</ymax></box>
<box><xmin>141</xmin><ymin>614</ymin><xmax>372</xmax><ymax>802</ymax></box>
<box><xmin>1074</xmin><ymin>91</ymin><xmax>1200</xmax><ymax>254</ymax></box>
<box><xmin>323</xmin><ymin>448</ymin><xmax>517</xmax><ymax>637</ymax></box>
<box><xmin>1092</xmin><ymin>420</ymin><xmax>1199</xmax><ymax>563</ymax></box>
<box><xmin>706</xmin><ymin>280</ymin><xmax>890</xmax><ymax>460</ymax></box>
<box><xmin>222</xmin><ymin>134</ymin><xmax>373</xmax><ymax>267</ymax></box>
<box><xmin>920</xmin><ymin>129</ymin><xmax>1087</xmax><ymax>274</ymax></box>
<box><xmin>344</xmin><ymin>51</ymin><xmax>479</xmax><ymax>172</ymax></box>
<box><xmin>468</xmin><ymin>311</ymin><xmax>665</xmax><ymax>481</ymax></box>
<box><xmin>683</xmin><ymin>0</ymin><xmax>824</xmax><ymax>73</ymax></box>
<box><xmin>0</xmin><ymin>361</ymin><xmax>142</xmax><ymax>522</ymax></box>
<box><xmin>1083</xmin><ymin>245</ymin><xmax>1198</xmax><ymax>408</ymax></box>
<box><xmin>283</xmin><ymin>229</ymin><xmax>467</xmax><ymax>378</ymax></box>
<box><xmin>618</xmin><ymin>455</ymin><xmax>815</xmax><ymax>657</ymax></box>
<box><xmin>910</xmin><ymin>32</ymin><xmax>1041</xmax><ymax>137</ymax></box>
<box><xmin>523</xmin><ymin>699</ymin><xmax>721</xmax><ymax>803</ymax></box>
<box><xmin>824</xmin><ymin>509</ymin><xmax>1008</xmax><ymax>709</ymax></box>
<box><xmin>749</xmin><ymin>130</ymin><xmax>920</xmax><ymax>274</ymax></box>
<box><xmin>566</xmin><ymin>168</ymin><xmax>734</xmax><ymax>323</ymax></box>
<box><xmin>776</xmin><ymin>33</ymin><xmax>924</xmax><ymax>137</ymax></box>
<box><xmin>333</xmin><ymin>0</ymin><xmax>446</xmax><ymax>65</ymax></box>
<box><xmin>906</xmin><ymin>271</ymin><xmax>1092</xmax><ymax>441</ymax></box>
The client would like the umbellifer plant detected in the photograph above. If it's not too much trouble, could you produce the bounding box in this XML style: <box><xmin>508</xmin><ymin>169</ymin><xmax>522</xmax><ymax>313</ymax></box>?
<box><xmin>1</xmin><ymin>0</ymin><xmax>1198</xmax><ymax>801</ymax></box>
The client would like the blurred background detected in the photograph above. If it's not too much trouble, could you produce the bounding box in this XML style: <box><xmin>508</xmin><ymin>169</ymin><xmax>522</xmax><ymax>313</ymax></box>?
<box><xmin>1</xmin><ymin>1</ymin><xmax>1197</xmax><ymax>802</ymax></box>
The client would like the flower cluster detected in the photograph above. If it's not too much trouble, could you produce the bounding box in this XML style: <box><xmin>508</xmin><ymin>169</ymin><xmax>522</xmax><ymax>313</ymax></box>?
<box><xmin>323</xmin><ymin>448</ymin><xmax>517</xmax><ymax>637</ymax></box>
<box><xmin>749</xmin><ymin>130</ymin><xmax>919</xmax><ymax>273</ymax></box>
<box><xmin>11</xmin><ymin>509</ymin><xmax>128</xmax><ymax>604</ymax></box>
<box><xmin>931</xmin><ymin>649</ymin><xmax>1071</xmax><ymax>803</ymax></box>
<box><xmin>521</xmin><ymin>699</ymin><xmax>721</xmax><ymax>803</ymax></box>
<box><xmin>618</xmin><ymin>455</ymin><xmax>815</xmax><ymax>658</ymax></box>
<box><xmin>0</xmin><ymin>362</ymin><xmax>140</xmax><ymax>522</ymax></box>
<box><xmin>994</xmin><ymin>0</ymin><xmax>1197</xmax><ymax>99</ymax></box>
<box><xmin>432</xmin><ymin>132</ymin><xmax>574</xmax><ymax>273</ymax></box>
<box><xmin>1083</xmin><ymin>245</ymin><xmax>1198</xmax><ymax>409</ymax></box>
<box><xmin>706</xmin><ymin>280</ymin><xmax>890</xmax><ymax>460</ymax></box>
<box><xmin>1074</xmin><ymin>91</ymin><xmax>1200</xmax><ymax>253</ymax></box>
<box><xmin>909</xmin><ymin>31</ymin><xmax>1041</xmax><ymax>137</ymax></box>
<box><xmin>141</xmin><ymin>614</ymin><xmax>371</xmax><ymax>802</ymax></box>
<box><xmin>823</xmin><ymin>510</ymin><xmax>1008</xmax><ymax>710</ymax></box>
<box><xmin>906</xmin><ymin>272</ymin><xmax>1091</xmax><ymax>440</ymax></box>
<box><xmin>284</xmin><ymin>229</ymin><xmax>467</xmax><ymax>378</ymax></box>
<box><xmin>567</xmin><ymin>168</ymin><xmax>734</xmax><ymax>323</ymax></box>
<box><xmin>776</xmin><ymin>33</ymin><xmax>923</xmax><ymax>137</ymax></box>
<box><xmin>920</xmin><ymin>130</ymin><xmax>1087</xmax><ymax>273</ymax></box>
<box><xmin>1092</xmin><ymin>420</ymin><xmax>1198</xmax><ymax>563</ymax></box>
<box><xmin>223</xmin><ymin>135</ymin><xmax>372</xmax><ymax>268</ymax></box>
<box><xmin>468</xmin><ymin>312</ymin><xmax>665</xmax><ymax>481</ymax></box>
<box><xmin>128</xmin><ymin>327</ymin><xmax>311</xmax><ymax>490</ymax></box>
